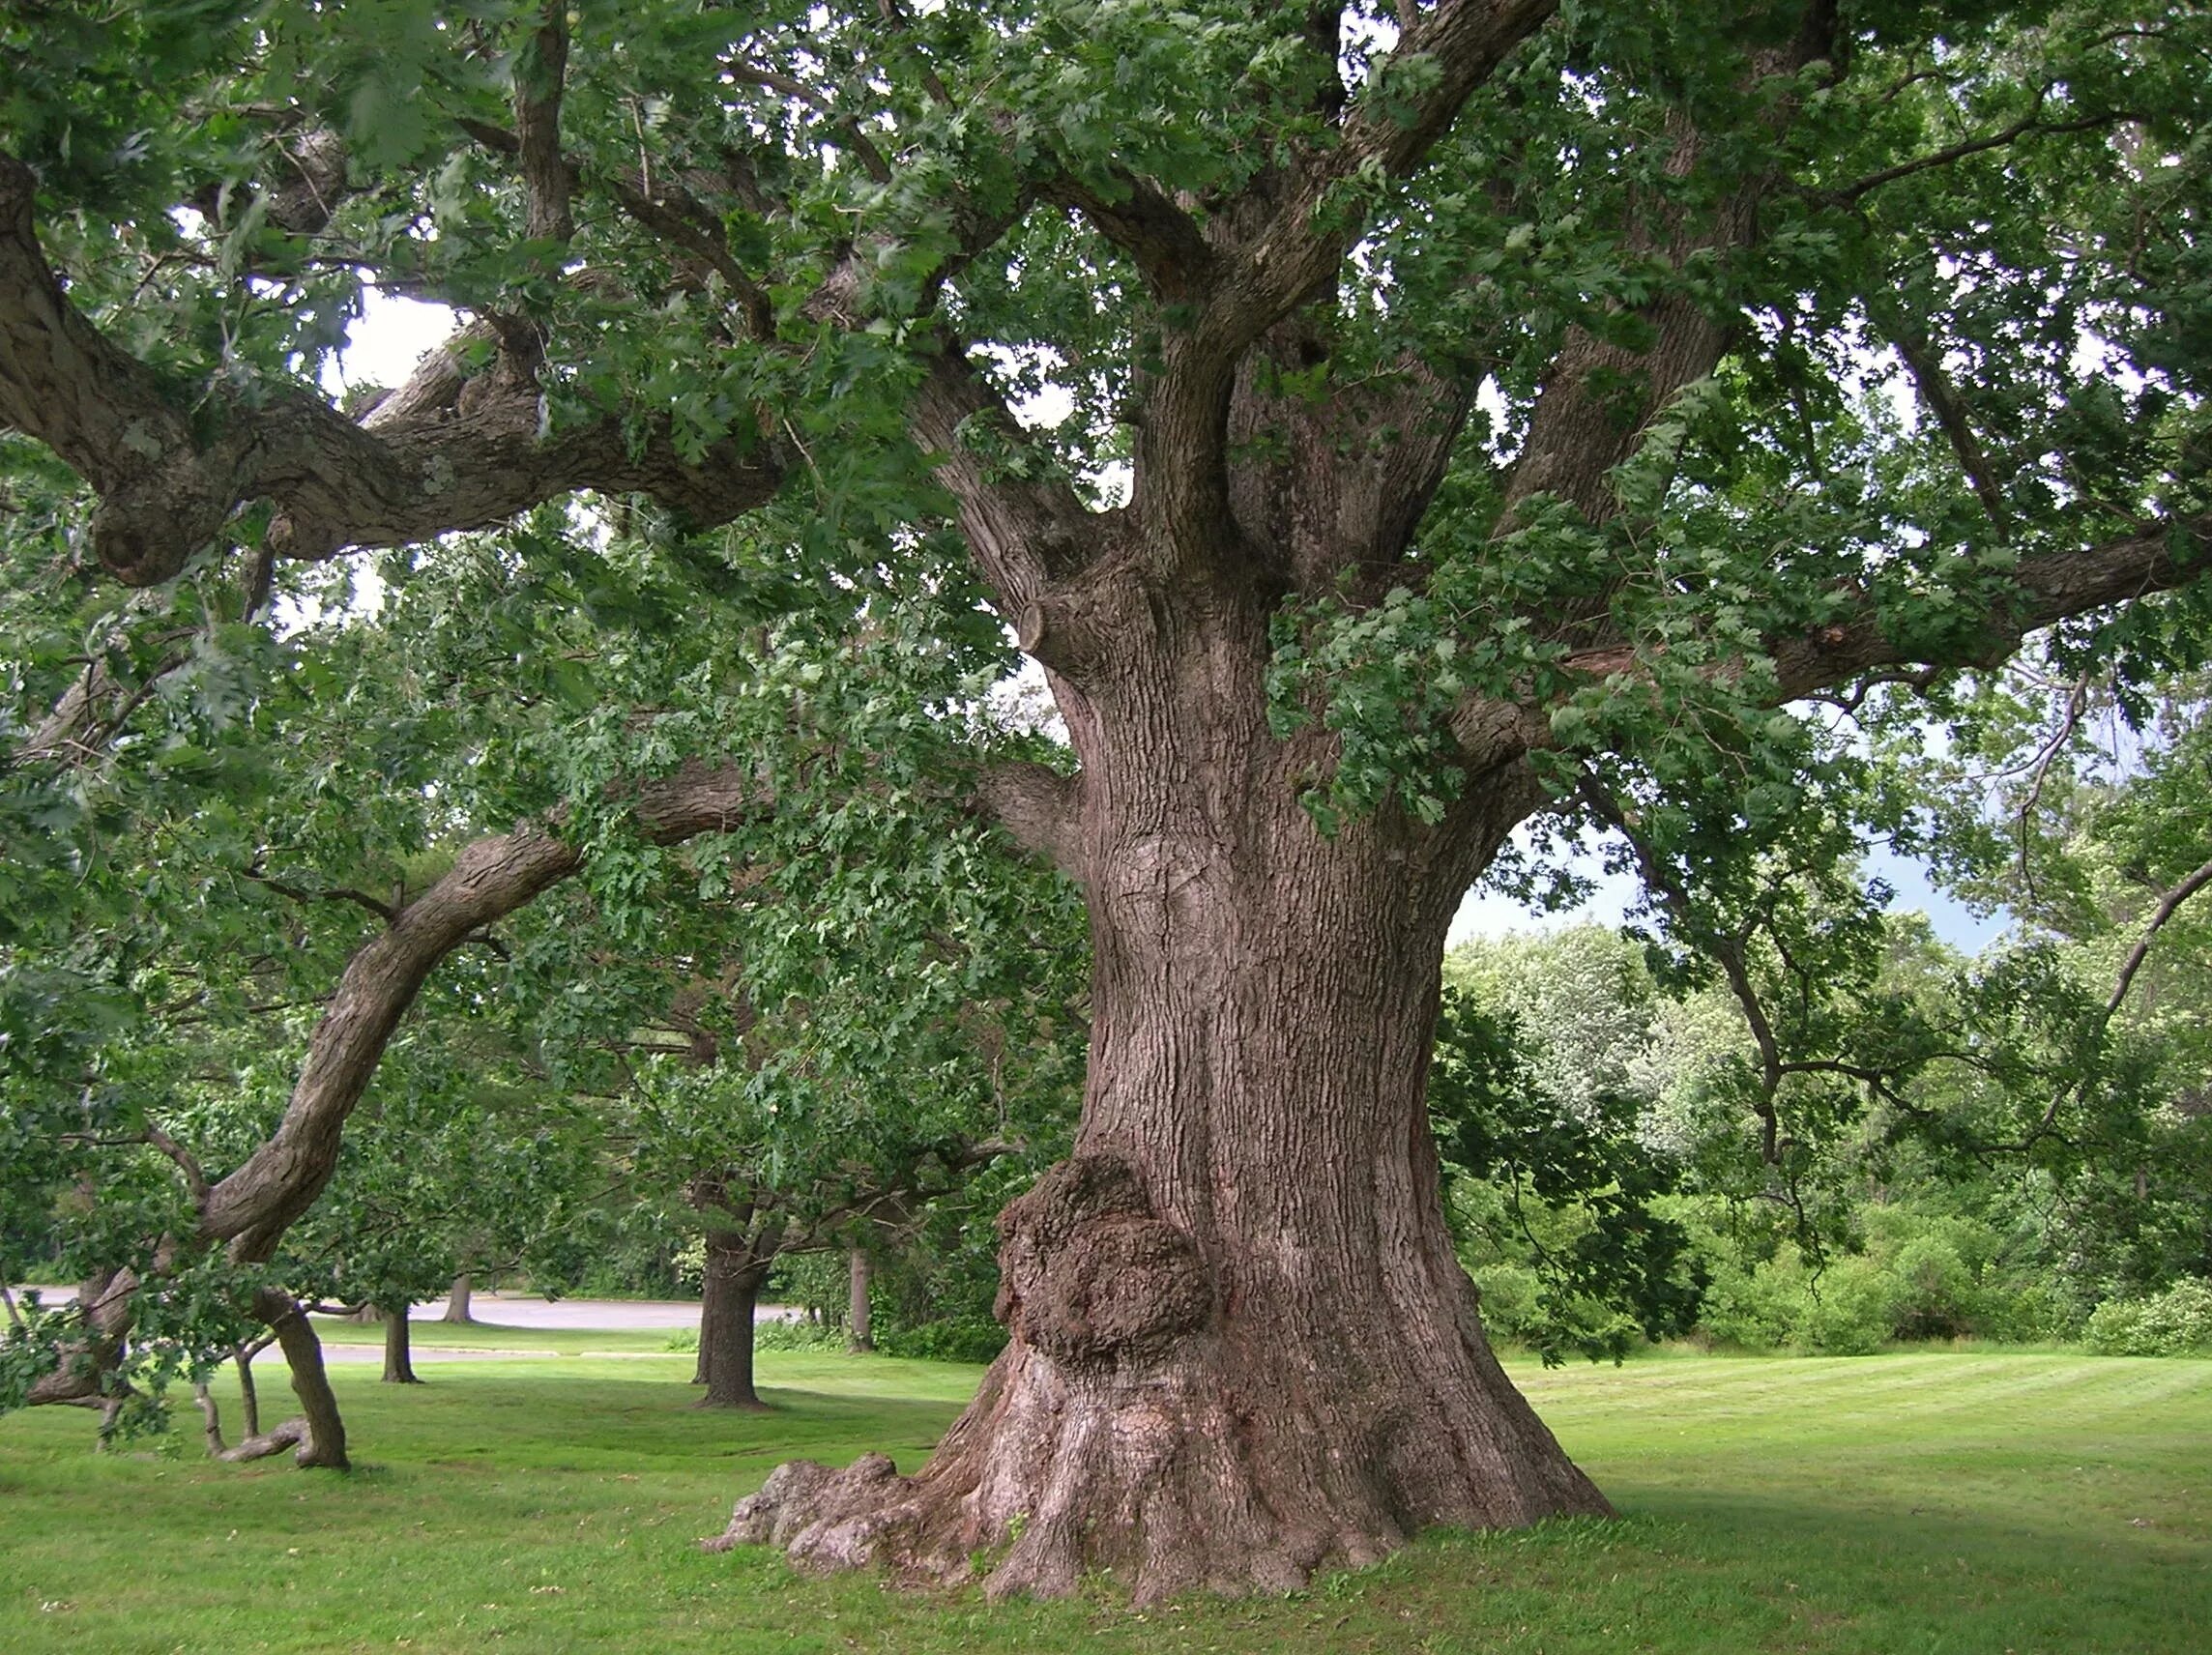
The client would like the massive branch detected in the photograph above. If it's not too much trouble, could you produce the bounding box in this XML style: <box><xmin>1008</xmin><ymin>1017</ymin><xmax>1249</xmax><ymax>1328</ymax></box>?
<box><xmin>1451</xmin><ymin>515</ymin><xmax>2212</xmax><ymax>774</ymax></box>
<box><xmin>0</xmin><ymin>153</ymin><xmax>783</xmax><ymax>588</ymax></box>
<box><xmin>201</xmin><ymin>761</ymin><xmax>765</xmax><ymax>1260</ymax></box>
<box><xmin>1132</xmin><ymin>0</ymin><xmax>1560</xmax><ymax>565</ymax></box>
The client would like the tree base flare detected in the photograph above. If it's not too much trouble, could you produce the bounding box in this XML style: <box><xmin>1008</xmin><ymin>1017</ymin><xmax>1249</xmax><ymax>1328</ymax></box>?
<box><xmin>702</xmin><ymin>1336</ymin><xmax>1611</xmax><ymax>1601</ymax></box>
<box><xmin>704</xmin><ymin>1157</ymin><xmax>1610</xmax><ymax>1602</ymax></box>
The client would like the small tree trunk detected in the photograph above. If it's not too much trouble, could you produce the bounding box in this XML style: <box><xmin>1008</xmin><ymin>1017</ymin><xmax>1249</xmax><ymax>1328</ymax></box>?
<box><xmin>697</xmin><ymin>1240</ymin><xmax>770</xmax><ymax>1410</ymax></box>
<box><xmin>381</xmin><ymin>1302</ymin><xmax>422</xmax><ymax>1384</ymax></box>
<box><xmin>693</xmin><ymin>1255</ymin><xmax>725</xmax><ymax>1387</ymax></box>
<box><xmin>442</xmin><ymin>1270</ymin><xmax>475</xmax><ymax>1323</ymax></box>
<box><xmin>252</xmin><ymin>1287</ymin><xmax>349</xmax><ymax>1469</ymax></box>
<box><xmin>235</xmin><ymin>1342</ymin><xmax>262</xmax><ymax>1437</ymax></box>
<box><xmin>847</xmin><ymin>1248</ymin><xmax>874</xmax><ymax>1354</ymax></box>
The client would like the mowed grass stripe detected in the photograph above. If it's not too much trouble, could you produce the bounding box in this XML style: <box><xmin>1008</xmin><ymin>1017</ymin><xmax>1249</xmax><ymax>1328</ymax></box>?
<box><xmin>0</xmin><ymin>1350</ymin><xmax>2205</xmax><ymax>1654</ymax></box>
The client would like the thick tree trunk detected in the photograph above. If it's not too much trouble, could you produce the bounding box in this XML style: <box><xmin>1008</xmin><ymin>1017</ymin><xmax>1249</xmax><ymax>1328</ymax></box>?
<box><xmin>696</xmin><ymin>1238</ymin><xmax>769</xmax><ymax>1410</ymax></box>
<box><xmin>442</xmin><ymin>1270</ymin><xmax>475</xmax><ymax>1323</ymax></box>
<box><xmin>847</xmin><ymin>1248</ymin><xmax>874</xmax><ymax>1354</ymax></box>
<box><xmin>381</xmin><ymin>1302</ymin><xmax>422</xmax><ymax>1384</ymax></box>
<box><xmin>711</xmin><ymin>605</ymin><xmax>1606</xmax><ymax>1599</ymax></box>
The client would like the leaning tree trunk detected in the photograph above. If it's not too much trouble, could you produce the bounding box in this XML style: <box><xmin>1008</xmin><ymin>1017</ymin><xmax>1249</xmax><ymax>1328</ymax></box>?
<box><xmin>442</xmin><ymin>1270</ymin><xmax>475</xmax><ymax>1323</ymax></box>
<box><xmin>234</xmin><ymin>1341</ymin><xmax>262</xmax><ymax>1437</ymax></box>
<box><xmin>696</xmin><ymin>1236</ymin><xmax>770</xmax><ymax>1410</ymax></box>
<box><xmin>251</xmin><ymin>1288</ymin><xmax>348</xmax><ymax>1469</ymax></box>
<box><xmin>847</xmin><ymin>1247</ymin><xmax>874</xmax><ymax>1354</ymax></box>
<box><xmin>381</xmin><ymin>1301</ymin><xmax>422</xmax><ymax>1384</ymax></box>
<box><xmin>710</xmin><ymin>600</ymin><xmax>1606</xmax><ymax>1600</ymax></box>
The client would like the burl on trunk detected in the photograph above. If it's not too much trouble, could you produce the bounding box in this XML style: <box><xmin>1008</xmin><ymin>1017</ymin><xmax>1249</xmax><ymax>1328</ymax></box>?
<box><xmin>709</xmin><ymin>617</ymin><xmax>1606</xmax><ymax>1600</ymax></box>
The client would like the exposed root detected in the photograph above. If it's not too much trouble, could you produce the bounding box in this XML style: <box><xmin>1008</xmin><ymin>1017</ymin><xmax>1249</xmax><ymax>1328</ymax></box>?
<box><xmin>193</xmin><ymin>1384</ymin><xmax>316</xmax><ymax>1464</ymax></box>
<box><xmin>703</xmin><ymin>1150</ymin><xmax>1612</xmax><ymax>1603</ymax></box>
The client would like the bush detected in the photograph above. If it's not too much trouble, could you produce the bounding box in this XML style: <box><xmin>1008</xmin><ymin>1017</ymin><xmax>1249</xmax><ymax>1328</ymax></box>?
<box><xmin>1791</xmin><ymin>1256</ymin><xmax>1909</xmax><ymax>1355</ymax></box>
<box><xmin>1697</xmin><ymin>1256</ymin><xmax>1806</xmax><ymax>1352</ymax></box>
<box><xmin>664</xmin><ymin>1319</ymin><xmax>848</xmax><ymax>1355</ymax></box>
<box><xmin>2083</xmin><ymin>1278</ymin><xmax>2212</xmax><ymax>1356</ymax></box>
<box><xmin>754</xmin><ymin>1317</ymin><xmax>845</xmax><ymax>1352</ymax></box>
<box><xmin>875</xmin><ymin>1316</ymin><xmax>1008</xmax><ymax>1364</ymax></box>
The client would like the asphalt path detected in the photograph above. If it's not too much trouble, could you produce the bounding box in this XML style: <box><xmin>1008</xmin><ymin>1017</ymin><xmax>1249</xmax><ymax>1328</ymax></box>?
<box><xmin>3</xmin><ymin>1288</ymin><xmax>803</xmax><ymax>1364</ymax></box>
<box><xmin>9</xmin><ymin>1289</ymin><xmax>721</xmax><ymax>1329</ymax></box>
<box><xmin>410</xmin><ymin>1293</ymin><xmax>706</xmax><ymax>1330</ymax></box>
<box><xmin>317</xmin><ymin>1292</ymin><xmax>717</xmax><ymax>1362</ymax></box>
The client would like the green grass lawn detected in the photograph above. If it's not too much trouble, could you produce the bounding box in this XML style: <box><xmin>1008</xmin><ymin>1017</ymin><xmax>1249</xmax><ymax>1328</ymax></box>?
<box><xmin>1</xmin><ymin>1345</ymin><xmax>2204</xmax><ymax>1654</ymax></box>
<box><xmin>307</xmin><ymin>1316</ymin><xmax>684</xmax><ymax>1355</ymax></box>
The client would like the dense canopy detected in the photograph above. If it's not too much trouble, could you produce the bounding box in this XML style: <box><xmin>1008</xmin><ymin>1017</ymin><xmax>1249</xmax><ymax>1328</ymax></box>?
<box><xmin>4</xmin><ymin>0</ymin><xmax>2209</xmax><ymax>1603</ymax></box>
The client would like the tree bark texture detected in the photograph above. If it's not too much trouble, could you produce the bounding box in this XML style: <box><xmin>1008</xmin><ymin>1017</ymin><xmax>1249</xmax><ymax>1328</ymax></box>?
<box><xmin>847</xmin><ymin>1248</ymin><xmax>874</xmax><ymax>1354</ymax></box>
<box><xmin>443</xmin><ymin>1271</ymin><xmax>476</xmax><ymax>1323</ymax></box>
<box><xmin>235</xmin><ymin>1342</ymin><xmax>263</xmax><ymax>1437</ymax></box>
<box><xmin>711</xmin><ymin>598</ymin><xmax>1607</xmax><ymax>1599</ymax></box>
<box><xmin>381</xmin><ymin>1303</ymin><xmax>422</xmax><ymax>1384</ymax></box>
<box><xmin>252</xmin><ymin>1288</ymin><xmax>349</xmax><ymax>1469</ymax></box>
<box><xmin>696</xmin><ymin>1234</ymin><xmax>770</xmax><ymax>1410</ymax></box>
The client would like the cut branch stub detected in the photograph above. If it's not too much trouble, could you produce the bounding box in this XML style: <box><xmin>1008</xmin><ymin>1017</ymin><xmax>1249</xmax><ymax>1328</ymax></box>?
<box><xmin>992</xmin><ymin>1154</ymin><xmax>1210</xmax><ymax>1368</ymax></box>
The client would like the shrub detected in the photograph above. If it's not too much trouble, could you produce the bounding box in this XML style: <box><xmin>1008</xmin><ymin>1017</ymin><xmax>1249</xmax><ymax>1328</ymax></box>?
<box><xmin>754</xmin><ymin>1317</ymin><xmax>845</xmax><ymax>1352</ymax></box>
<box><xmin>1791</xmin><ymin>1256</ymin><xmax>1909</xmax><ymax>1355</ymax></box>
<box><xmin>1696</xmin><ymin>1257</ymin><xmax>1803</xmax><ymax>1351</ymax></box>
<box><xmin>876</xmin><ymin>1317</ymin><xmax>1008</xmax><ymax>1364</ymax></box>
<box><xmin>2083</xmin><ymin>1278</ymin><xmax>2212</xmax><ymax>1356</ymax></box>
<box><xmin>1887</xmin><ymin>1234</ymin><xmax>1984</xmax><ymax>1342</ymax></box>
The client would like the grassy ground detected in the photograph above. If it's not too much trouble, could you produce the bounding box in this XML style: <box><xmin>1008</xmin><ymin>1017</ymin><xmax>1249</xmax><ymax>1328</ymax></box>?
<box><xmin>308</xmin><ymin>1317</ymin><xmax>683</xmax><ymax>1355</ymax></box>
<box><xmin>0</xmin><ymin>1344</ymin><xmax>2204</xmax><ymax>1654</ymax></box>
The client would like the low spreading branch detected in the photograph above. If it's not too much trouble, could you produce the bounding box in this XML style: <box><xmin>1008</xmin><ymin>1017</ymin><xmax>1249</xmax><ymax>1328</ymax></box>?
<box><xmin>0</xmin><ymin>153</ymin><xmax>783</xmax><ymax>588</ymax></box>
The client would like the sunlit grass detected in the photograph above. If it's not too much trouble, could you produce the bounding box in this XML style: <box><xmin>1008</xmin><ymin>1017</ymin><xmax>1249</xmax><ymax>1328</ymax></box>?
<box><xmin>1</xmin><ymin>1345</ymin><xmax>2204</xmax><ymax>1653</ymax></box>
<box><xmin>308</xmin><ymin>1316</ymin><xmax>684</xmax><ymax>1355</ymax></box>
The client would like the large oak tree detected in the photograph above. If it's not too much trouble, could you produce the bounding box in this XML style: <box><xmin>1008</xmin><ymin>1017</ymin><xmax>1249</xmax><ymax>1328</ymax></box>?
<box><xmin>5</xmin><ymin>0</ymin><xmax>2210</xmax><ymax>1602</ymax></box>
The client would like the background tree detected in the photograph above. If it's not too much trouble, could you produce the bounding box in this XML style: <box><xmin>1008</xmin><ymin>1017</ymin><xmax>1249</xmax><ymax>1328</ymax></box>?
<box><xmin>8</xmin><ymin>0</ymin><xmax>2212</xmax><ymax>1600</ymax></box>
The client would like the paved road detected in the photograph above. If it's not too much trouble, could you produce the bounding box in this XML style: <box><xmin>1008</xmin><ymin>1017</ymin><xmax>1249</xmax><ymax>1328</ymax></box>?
<box><xmin>9</xmin><ymin>1288</ymin><xmax>740</xmax><ymax>1331</ymax></box>
<box><xmin>411</xmin><ymin>1293</ymin><xmax>707</xmax><ymax>1330</ymax></box>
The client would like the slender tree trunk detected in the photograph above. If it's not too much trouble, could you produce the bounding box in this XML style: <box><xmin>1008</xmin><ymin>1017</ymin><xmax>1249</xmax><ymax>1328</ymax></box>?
<box><xmin>847</xmin><ymin>1248</ymin><xmax>874</xmax><ymax>1354</ymax></box>
<box><xmin>693</xmin><ymin>1253</ymin><xmax>725</xmax><ymax>1388</ymax></box>
<box><xmin>697</xmin><ymin>1239</ymin><xmax>770</xmax><ymax>1410</ymax></box>
<box><xmin>381</xmin><ymin>1302</ymin><xmax>422</xmax><ymax>1384</ymax></box>
<box><xmin>712</xmin><ymin>600</ymin><xmax>1604</xmax><ymax>1598</ymax></box>
<box><xmin>235</xmin><ymin>1342</ymin><xmax>261</xmax><ymax>1437</ymax></box>
<box><xmin>442</xmin><ymin>1270</ymin><xmax>475</xmax><ymax>1323</ymax></box>
<box><xmin>252</xmin><ymin>1288</ymin><xmax>349</xmax><ymax>1469</ymax></box>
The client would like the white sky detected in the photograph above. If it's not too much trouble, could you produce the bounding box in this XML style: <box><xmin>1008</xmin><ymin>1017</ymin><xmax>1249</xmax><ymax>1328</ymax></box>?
<box><xmin>1446</xmin><ymin>835</ymin><xmax>2006</xmax><ymax>950</ymax></box>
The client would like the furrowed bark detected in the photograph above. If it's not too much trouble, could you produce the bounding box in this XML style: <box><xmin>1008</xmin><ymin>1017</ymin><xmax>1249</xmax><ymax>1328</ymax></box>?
<box><xmin>711</xmin><ymin>578</ymin><xmax>1605</xmax><ymax>1601</ymax></box>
